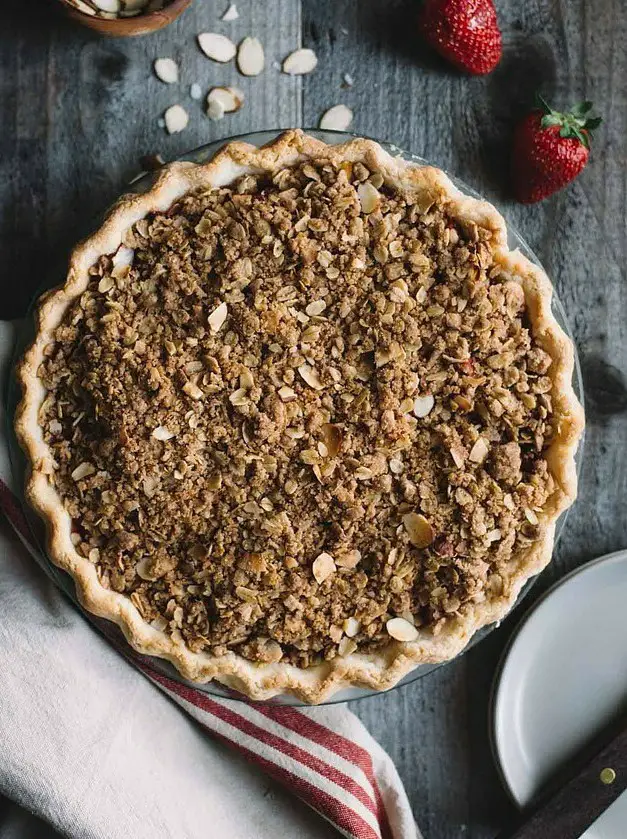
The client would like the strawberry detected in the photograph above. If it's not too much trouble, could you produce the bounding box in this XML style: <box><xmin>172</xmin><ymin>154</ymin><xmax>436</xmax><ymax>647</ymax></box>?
<box><xmin>512</xmin><ymin>96</ymin><xmax>602</xmax><ymax>204</ymax></box>
<box><xmin>418</xmin><ymin>0</ymin><xmax>502</xmax><ymax>75</ymax></box>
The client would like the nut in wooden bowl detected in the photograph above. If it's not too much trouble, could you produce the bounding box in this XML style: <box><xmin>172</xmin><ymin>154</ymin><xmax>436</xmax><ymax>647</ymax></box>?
<box><xmin>58</xmin><ymin>0</ymin><xmax>194</xmax><ymax>37</ymax></box>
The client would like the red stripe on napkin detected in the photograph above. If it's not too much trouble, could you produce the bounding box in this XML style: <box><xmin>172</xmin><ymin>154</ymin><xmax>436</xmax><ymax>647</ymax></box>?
<box><xmin>253</xmin><ymin>703</ymin><xmax>394</xmax><ymax>839</ymax></box>
<box><xmin>146</xmin><ymin>666</ymin><xmax>383</xmax><ymax>821</ymax></box>
<box><xmin>145</xmin><ymin>666</ymin><xmax>382</xmax><ymax>839</ymax></box>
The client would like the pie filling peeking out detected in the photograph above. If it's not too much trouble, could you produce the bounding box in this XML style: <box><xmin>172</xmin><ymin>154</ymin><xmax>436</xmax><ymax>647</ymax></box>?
<box><xmin>16</xmin><ymin>130</ymin><xmax>584</xmax><ymax>702</ymax></box>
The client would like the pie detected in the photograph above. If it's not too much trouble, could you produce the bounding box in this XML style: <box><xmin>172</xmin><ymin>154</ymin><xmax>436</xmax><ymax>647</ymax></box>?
<box><xmin>16</xmin><ymin>130</ymin><xmax>584</xmax><ymax>702</ymax></box>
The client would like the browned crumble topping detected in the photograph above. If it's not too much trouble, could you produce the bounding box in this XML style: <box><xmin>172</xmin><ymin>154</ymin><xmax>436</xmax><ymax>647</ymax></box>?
<box><xmin>39</xmin><ymin>157</ymin><xmax>555</xmax><ymax>667</ymax></box>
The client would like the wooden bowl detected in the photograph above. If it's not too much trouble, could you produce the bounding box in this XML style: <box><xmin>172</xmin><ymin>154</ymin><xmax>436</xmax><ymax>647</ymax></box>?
<box><xmin>58</xmin><ymin>0</ymin><xmax>194</xmax><ymax>36</ymax></box>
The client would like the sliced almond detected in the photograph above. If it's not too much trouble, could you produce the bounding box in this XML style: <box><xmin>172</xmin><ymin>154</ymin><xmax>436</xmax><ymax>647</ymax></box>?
<box><xmin>450</xmin><ymin>445</ymin><xmax>466</xmax><ymax>469</ymax></box>
<box><xmin>305</xmin><ymin>299</ymin><xmax>326</xmax><ymax>316</ymax></box>
<box><xmin>386</xmin><ymin>617</ymin><xmax>419</xmax><ymax>642</ymax></box>
<box><xmin>198</xmin><ymin>32</ymin><xmax>237</xmax><ymax>63</ymax></box>
<box><xmin>338</xmin><ymin>637</ymin><xmax>357</xmax><ymax>657</ymax></box>
<box><xmin>71</xmin><ymin>462</ymin><xmax>95</xmax><ymax>481</ymax></box>
<box><xmin>357</xmin><ymin>181</ymin><xmax>381</xmax><ymax>214</ymax></box>
<box><xmin>182</xmin><ymin>381</ymin><xmax>203</xmax><ymax>400</ymax></box>
<box><xmin>278</xmin><ymin>385</ymin><xmax>297</xmax><ymax>402</ymax></box>
<box><xmin>335</xmin><ymin>549</ymin><xmax>361</xmax><ymax>569</ymax></box>
<box><xmin>152</xmin><ymin>426</ymin><xmax>175</xmax><ymax>441</ymax></box>
<box><xmin>282</xmin><ymin>48</ymin><xmax>318</xmax><ymax>75</ymax></box>
<box><xmin>402</xmin><ymin>512</ymin><xmax>435</xmax><ymax>548</ymax></box>
<box><xmin>312</xmin><ymin>552</ymin><xmax>336</xmax><ymax>584</ymax></box>
<box><xmin>229</xmin><ymin>387</ymin><xmax>248</xmax><ymax>406</ymax></box>
<box><xmin>468</xmin><ymin>437</ymin><xmax>489</xmax><ymax>464</ymax></box>
<box><xmin>237</xmin><ymin>37</ymin><xmax>265</xmax><ymax>76</ymax></box>
<box><xmin>164</xmin><ymin>104</ymin><xmax>189</xmax><ymax>134</ymax></box>
<box><xmin>154</xmin><ymin>58</ymin><xmax>178</xmax><ymax>84</ymax></box>
<box><xmin>343</xmin><ymin>616</ymin><xmax>361</xmax><ymax>638</ymax></box>
<box><xmin>221</xmin><ymin>2</ymin><xmax>238</xmax><ymax>20</ymax></box>
<box><xmin>298</xmin><ymin>363</ymin><xmax>324</xmax><ymax>390</ymax></box>
<box><xmin>413</xmin><ymin>394</ymin><xmax>435</xmax><ymax>418</ymax></box>
<box><xmin>207</xmin><ymin>86</ymin><xmax>244</xmax><ymax>115</ymax></box>
<box><xmin>319</xmin><ymin>104</ymin><xmax>353</xmax><ymax>131</ymax></box>
<box><xmin>524</xmin><ymin>508</ymin><xmax>539</xmax><ymax>525</ymax></box>
<box><xmin>208</xmin><ymin>301</ymin><xmax>228</xmax><ymax>333</ymax></box>
<box><xmin>185</xmin><ymin>361</ymin><xmax>204</xmax><ymax>374</ymax></box>
<box><xmin>207</xmin><ymin>98</ymin><xmax>225</xmax><ymax>121</ymax></box>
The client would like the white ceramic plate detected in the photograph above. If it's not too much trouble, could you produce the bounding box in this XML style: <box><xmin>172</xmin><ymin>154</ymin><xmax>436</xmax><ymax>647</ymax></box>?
<box><xmin>492</xmin><ymin>550</ymin><xmax>627</xmax><ymax>838</ymax></box>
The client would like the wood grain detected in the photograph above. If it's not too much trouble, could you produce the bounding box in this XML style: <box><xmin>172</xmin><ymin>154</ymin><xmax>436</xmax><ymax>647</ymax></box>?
<box><xmin>1</xmin><ymin>0</ymin><xmax>626</xmax><ymax>836</ymax></box>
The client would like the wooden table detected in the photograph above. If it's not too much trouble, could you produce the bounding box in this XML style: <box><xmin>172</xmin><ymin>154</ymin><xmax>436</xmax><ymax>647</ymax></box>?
<box><xmin>1</xmin><ymin>1</ymin><xmax>626</xmax><ymax>836</ymax></box>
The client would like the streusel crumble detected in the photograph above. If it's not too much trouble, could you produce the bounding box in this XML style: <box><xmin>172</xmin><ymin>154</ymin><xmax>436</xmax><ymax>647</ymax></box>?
<box><xmin>36</xmin><ymin>154</ymin><xmax>558</xmax><ymax>668</ymax></box>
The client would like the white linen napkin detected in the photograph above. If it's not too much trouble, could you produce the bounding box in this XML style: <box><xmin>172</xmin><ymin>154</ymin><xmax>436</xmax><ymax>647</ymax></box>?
<box><xmin>0</xmin><ymin>321</ymin><xmax>420</xmax><ymax>839</ymax></box>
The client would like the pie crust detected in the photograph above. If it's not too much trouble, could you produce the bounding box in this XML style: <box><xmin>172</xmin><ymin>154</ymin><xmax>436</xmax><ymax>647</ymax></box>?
<box><xmin>16</xmin><ymin>130</ymin><xmax>584</xmax><ymax>702</ymax></box>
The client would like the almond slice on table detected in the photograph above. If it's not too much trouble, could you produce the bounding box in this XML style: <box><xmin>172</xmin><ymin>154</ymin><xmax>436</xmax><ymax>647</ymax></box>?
<box><xmin>282</xmin><ymin>48</ymin><xmax>318</xmax><ymax>75</ymax></box>
<box><xmin>206</xmin><ymin>87</ymin><xmax>244</xmax><ymax>117</ymax></box>
<box><xmin>221</xmin><ymin>3</ymin><xmax>238</xmax><ymax>20</ymax></box>
<box><xmin>164</xmin><ymin>105</ymin><xmax>188</xmax><ymax>134</ymax></box>
<box><xmin>207</xmin><ymin>98</ymin><xmax>225</xmax><ymax>121</ymax></box>
<box><xmin>237</xmin><ymin>37</ymin><xmax>265</xmax><ymax>76</ymax></box>
<box><xmin>154</xmin><ymin>58</ymin><xmax>179</xmax><ymax>84</ymax></box>
<box><xmin>319</xmin><ymin>104</ymin><xmax>353</xmax><ymax>131</ymax></box>
<box><xmin>198</xmin><ymin>33</ymin><xmax>237</xmax><ymax>63</ymax></box>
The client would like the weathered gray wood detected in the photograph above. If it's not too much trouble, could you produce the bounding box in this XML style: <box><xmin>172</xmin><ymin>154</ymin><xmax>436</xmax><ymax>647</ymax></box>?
<box><xmin>2</xmin><ymin>0</ymin><xmax>627</xmax><ymax>836</ymax></box>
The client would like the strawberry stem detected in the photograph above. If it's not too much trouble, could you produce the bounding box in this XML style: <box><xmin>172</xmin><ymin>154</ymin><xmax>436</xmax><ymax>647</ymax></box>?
<box><xmin>535</xmin><ymin>93</ymin><xmax>602</xmax><ymax>150</ymax></box>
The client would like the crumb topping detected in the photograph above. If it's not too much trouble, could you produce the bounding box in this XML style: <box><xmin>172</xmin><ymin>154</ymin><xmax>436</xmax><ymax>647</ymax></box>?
<box><xmin>38</xmin><ymin>157</ymin><xmax>555</xmax><ymax>667</ymax></box>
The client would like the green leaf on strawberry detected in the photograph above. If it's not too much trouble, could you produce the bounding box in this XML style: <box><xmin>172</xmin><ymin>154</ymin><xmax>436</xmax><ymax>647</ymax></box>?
<box><xmin>512</xmin><ymin>95</ymin><xmax>603</xmax><ymax>203</ymax></box>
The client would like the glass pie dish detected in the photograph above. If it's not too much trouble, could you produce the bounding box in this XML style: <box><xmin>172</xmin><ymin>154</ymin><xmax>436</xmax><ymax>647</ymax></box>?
<box><xmin>6</xmin><ymin>130</ymin><xmax>585</xmax><ymax>705</ymax></box>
